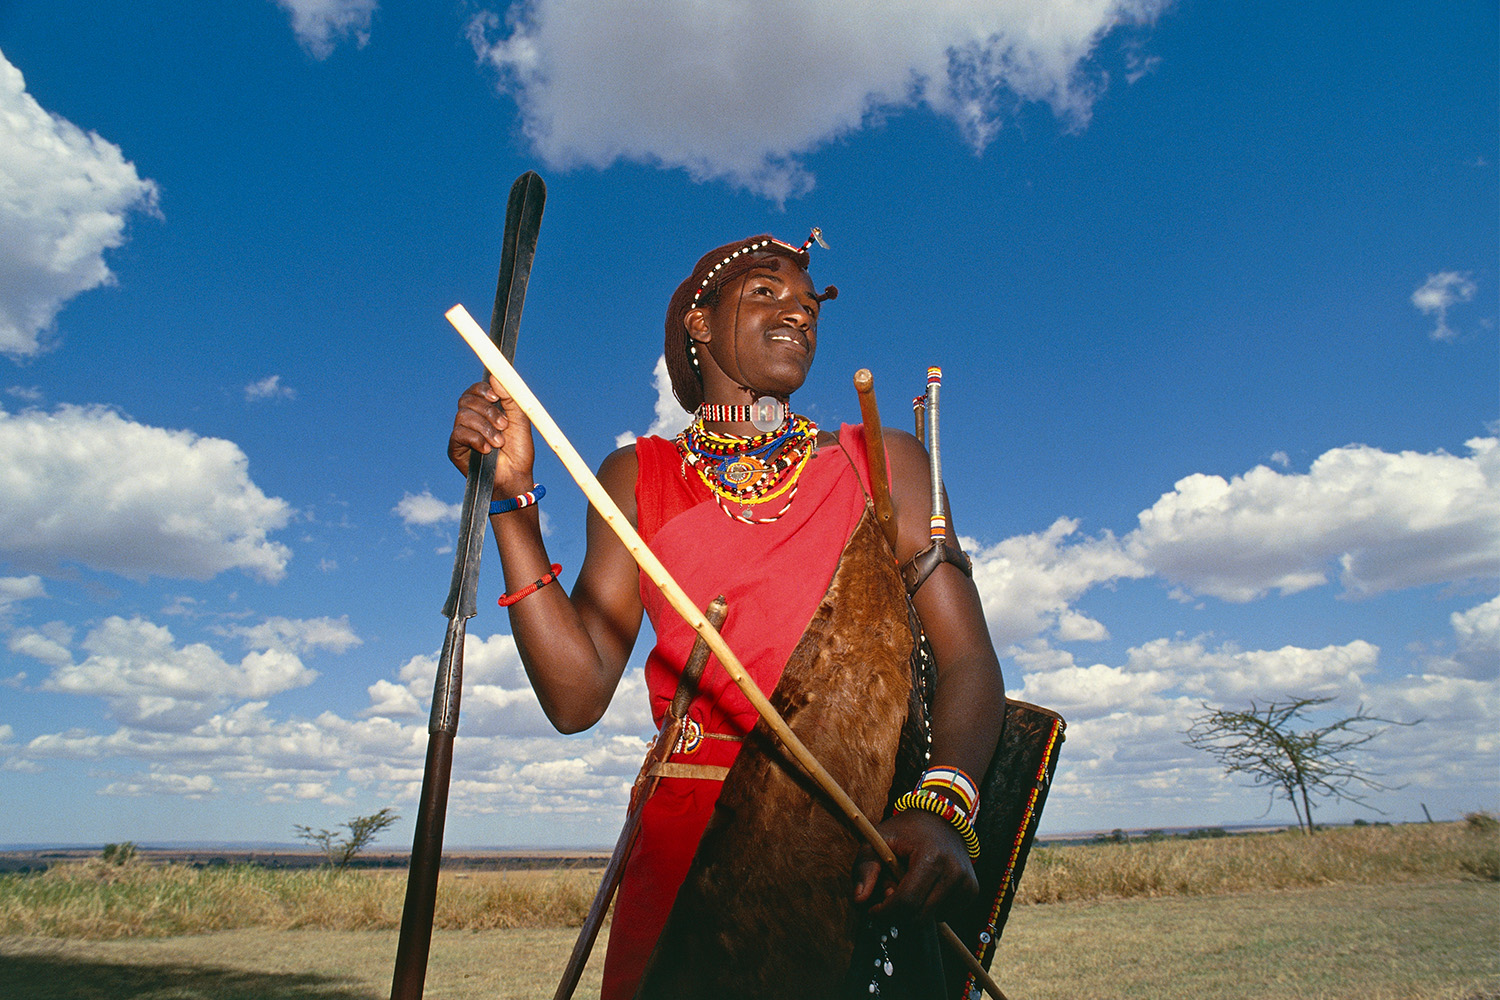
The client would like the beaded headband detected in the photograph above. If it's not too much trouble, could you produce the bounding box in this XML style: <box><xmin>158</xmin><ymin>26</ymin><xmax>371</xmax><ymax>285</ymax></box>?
<box><xmin>688</xmin><ymin>228</ymin><xmax>829</xmax><ymax>311</ymax></box>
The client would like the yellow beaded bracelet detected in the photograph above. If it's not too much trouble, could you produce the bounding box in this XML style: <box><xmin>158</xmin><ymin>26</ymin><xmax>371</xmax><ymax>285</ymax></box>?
<box><xmin>894</xmin><ymin>789</ymin><xmax>981</xmax><ymax>859</ymax></box>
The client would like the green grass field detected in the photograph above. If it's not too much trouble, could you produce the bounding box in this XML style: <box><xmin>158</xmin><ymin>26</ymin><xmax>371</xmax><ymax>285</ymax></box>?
<box><xmin>0</xmin><ymin>821</ymin><xmax>1495</xmax><ymax>998</ymax></box>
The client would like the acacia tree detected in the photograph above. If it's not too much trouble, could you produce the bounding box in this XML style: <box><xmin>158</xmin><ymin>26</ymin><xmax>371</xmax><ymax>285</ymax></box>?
<box><xmin>1185</xmin><ymin>697</ymin><xmax>1414</xmax><ymax>834</ymax></box>
<box><xmin>294</xmin><ymin>807</ymin><xmax>400</xmax><ymax>868</ymax></box>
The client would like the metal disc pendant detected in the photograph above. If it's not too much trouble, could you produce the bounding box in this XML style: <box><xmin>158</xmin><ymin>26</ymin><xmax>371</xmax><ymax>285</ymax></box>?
<box><xmin>749</xmin><ymin>396</ymin><xmax>786</xmax><ymax>432</ymax></box>
<box><xmin>718</xmin><ymin>454</ymin><xmax>766</xmax><ymax>488</ymax></box>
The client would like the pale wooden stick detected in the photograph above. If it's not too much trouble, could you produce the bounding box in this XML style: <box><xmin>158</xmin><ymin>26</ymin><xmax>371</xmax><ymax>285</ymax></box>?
<box><xmin>446</xmin><ymin>304</ymin><xmax>1006</xmax><ymax>1000</ymax></box>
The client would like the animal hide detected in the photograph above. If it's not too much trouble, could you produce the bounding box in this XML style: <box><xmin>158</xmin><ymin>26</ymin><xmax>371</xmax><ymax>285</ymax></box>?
<box><xmin>635</xmin><ymin>508</ymin><xmax>914</xmax><ymax>998</ymax></box>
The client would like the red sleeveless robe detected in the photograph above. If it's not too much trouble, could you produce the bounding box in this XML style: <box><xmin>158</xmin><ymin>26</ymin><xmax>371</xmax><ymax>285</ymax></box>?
<box><xmin>601</xmin><ymin>425</ymin><xmax>875</xmax><ymax>998</ymax></box>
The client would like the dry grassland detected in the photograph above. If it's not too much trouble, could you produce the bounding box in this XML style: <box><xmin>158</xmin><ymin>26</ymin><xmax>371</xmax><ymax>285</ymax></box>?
<box><xmin>0</xmin><ymin>820</ymin><xmax>1494</xmax><ymax>998</ymax></box>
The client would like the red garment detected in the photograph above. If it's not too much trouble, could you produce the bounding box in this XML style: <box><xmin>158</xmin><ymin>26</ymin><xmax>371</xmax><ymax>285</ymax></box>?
<box><xmin>601</xmin><ymin>424</ymin><xmax>875</xmax><ymax>998</ymax></box>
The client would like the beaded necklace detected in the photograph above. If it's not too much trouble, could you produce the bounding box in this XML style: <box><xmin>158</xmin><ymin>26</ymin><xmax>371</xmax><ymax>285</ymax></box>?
<box><xmin>675</xmin><ymin>413</ymin><xmax>819</xmax><ymax>524</ymax></box>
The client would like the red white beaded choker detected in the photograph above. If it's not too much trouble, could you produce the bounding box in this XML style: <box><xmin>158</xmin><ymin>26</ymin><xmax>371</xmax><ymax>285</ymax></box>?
<box><xmin>696</xmin><ymin>398</ymin><xmax>788</xmax><ymax>430</ymax></box>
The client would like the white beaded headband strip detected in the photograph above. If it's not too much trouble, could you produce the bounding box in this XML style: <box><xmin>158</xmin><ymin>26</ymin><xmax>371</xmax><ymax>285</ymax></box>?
<box><xmin>688</xmin><ymin>229</ymin><xmax>827</xmax><ymax>310</ymax></box>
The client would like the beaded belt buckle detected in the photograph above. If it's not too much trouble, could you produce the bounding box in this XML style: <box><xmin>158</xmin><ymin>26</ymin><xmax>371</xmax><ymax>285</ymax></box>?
<box><xmin>674</xmin><ymin>716</ymin><xmax>704</xmax><ymax>755</ymax></box>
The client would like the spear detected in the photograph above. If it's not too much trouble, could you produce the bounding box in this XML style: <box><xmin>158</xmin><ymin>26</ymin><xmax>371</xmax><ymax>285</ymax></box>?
<box><xmin>389</xmin><ymin>172</ymin><xmax>545</xmax><ymax>1000</ymax></box>
<box><xmin>446</xmin><ymin>304</ymin><xmax>1007</xmax><ymax>1000</ymax></box>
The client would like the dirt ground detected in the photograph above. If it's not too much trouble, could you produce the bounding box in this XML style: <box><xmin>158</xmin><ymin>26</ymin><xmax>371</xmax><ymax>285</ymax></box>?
<box><xmin>1</xmin><ymin>880</ymin><xmax>1495</xmax><ymax>1000</ymax></box>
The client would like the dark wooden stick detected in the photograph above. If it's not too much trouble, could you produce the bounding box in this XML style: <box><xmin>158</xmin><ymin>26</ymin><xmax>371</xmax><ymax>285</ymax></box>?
<box><xmin>854</xmin><ymin>369</ymin><xmax>900</xmax><ymax>552</ymax></box>
<box><xmin>552</xmin><ymin>596</ymin><xmax>729</xmax><ymax>1000</ymax></box>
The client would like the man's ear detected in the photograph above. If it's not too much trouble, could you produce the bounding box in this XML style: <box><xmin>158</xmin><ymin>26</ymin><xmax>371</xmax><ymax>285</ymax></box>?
<box><xmin>684</xmin><ymin>307</ymin><xmax>711</xmax><ymax>345</ymax></box>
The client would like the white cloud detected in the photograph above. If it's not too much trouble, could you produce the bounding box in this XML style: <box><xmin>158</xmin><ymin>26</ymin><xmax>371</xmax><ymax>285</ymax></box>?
<box><xmin>39</xmin><ymin>615</ymin><xmax>320</xmax><ymax>728</ymax></box>
<box><xmin>0</xmin><ymin>52</ymin><xmax>159</xmax><ymax>360</ymax></box>
<box><xmin>225</xmin><ymin>616</ymin><xmax>362</xmax><ymax>655</ymax></box>
<box><xmin>386</xmin><ymin>631</ymin><xmax>652</xmax><ymax>739</ymax></box>
<box><xmin>393</xmin><ymin>490</ymin><xmax>462</xmax><ymax>526</ymax></box>
<box><xmin>615</xmin><ymin>355</ymin><xmax>691</xmax><ymax>449</ymax></box>
<box><xmin>273</xmin><ymin>0</ymin><xmax>377</xmax><ymax>60</ymax></box>
<box><xmin>8</xmin><ymin>621</ymin><xmax>72</xmax><ymax>668</ymax></box>
<box><xmin>1010</xmin><ymin>633</ymin><xmax>1497</xmax><ymax>830</ymax></box>
<box><xmin>470</xmin><ymin>0</ymin><xmax>1168</xmax><ymax>200</ymax></box>
<box><xmin>966</xmin><ymin>517</ymin><xmax>1146</xmax><ymax>643</ymax></box>
<box><xmin>1450</xmin><ymin>596</ymin><xmax>1500</xmax><ymax>679</ymax></box>
<box><xmin>1420</xmin><ymin>595</ymin><xmax>1500</xmax><ymax>681</ymax></box>
<box><xmin>1411</xmin><ymin>271</ymin><xmax>1477</xmax><ymax>341</ymax></box>
<box><xmin>365</xmin><ymin>679</ymin><xmax>422</xmax><ymax>717</ymax></box>
<box><xmin>245</xmin><ymin>375</ymin><xmax>296</xmax><ymax>402</ymax></box>
<box><xmin>0</xmin><ymin>574</ymin><xmax>45</xmax><ymax>615</ymax></box>
<box><xmin>100</xmin><ymin>771</ymin><xmax>216</xmax><ymax>798</ymax></box>
<box><xmin>0</xmin><ymin>404</ymin><xmax>292</xmax><ymax>581</ymax></box>
<box><xmin>1128</xmin><ymin>437</ymin><xmax>1500</xmax><ymax>602</ymax></box>
<box><xmin>1123</xmin><ymin>636</ymin><xmax>1380</xmax><ymax>699</ymax></box>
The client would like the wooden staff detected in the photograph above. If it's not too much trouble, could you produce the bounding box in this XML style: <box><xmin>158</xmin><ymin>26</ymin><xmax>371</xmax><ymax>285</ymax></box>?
<box><xmin>445</xmin><ymin>305</ymin><xmax>1006</xmax><ymax>1000</ymax></box>
<box><xmin>853</xmin><ymin>369</ymin><xmax>900</xmax><ymax>552</ymax></box>
<box><xmin>553</xmin><ymin>597</ymin><xmax>728</xmax><ymax>1000</ymax></box>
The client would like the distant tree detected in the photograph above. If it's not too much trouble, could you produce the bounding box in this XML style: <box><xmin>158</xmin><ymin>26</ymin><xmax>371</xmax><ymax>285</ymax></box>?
<box><xmin>294</xmin><ymin>808</ymin><xmax>400</xmax><ymax>869</ymax></box>
<box><xmin>1186</xmin><ymin>696</ymin><xmax>1415</xmax><ymax>835</ymax></box>
<box><xmin>100</xmin><ymin>842</ymin><xmax>137</xmax><ymax>865</ymax></box>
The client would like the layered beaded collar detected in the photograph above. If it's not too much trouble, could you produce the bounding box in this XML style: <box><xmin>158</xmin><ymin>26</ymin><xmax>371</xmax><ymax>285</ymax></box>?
<box><xmin>674</xmin><ymin>413</ymin><xmax>819</xmax><ymax>525</ymax></box>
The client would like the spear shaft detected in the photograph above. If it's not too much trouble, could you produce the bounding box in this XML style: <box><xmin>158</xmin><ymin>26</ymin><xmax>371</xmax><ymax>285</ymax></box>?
<box><xmin>389</xmin><ymin>172</ymin><xmax>545</xmax><ymax>1000</ymax></box>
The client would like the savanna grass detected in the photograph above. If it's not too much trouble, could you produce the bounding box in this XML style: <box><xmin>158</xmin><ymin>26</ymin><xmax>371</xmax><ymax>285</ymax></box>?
<box><xmin>1018</xmin><ymin>817</ymin><xmax>1500</xmax><ymax>905</ymax></box>
<box><xmin>2</xmin><ymin>820</ymin><xmax>1493</xmax><ymax>940</ymax></box>
<box><xmin>0</xmin><ymin>861</ymin><xmax>598</xmax><ymax>939</ymax></box>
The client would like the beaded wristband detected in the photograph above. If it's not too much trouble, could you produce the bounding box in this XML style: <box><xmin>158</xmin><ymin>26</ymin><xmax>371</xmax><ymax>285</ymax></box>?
<box><xmin>498</xmin><ymin>563</ymin><xmax>562</xmax><ymax>607</ymax></box>
<box><xmin>894</xmin><ymin>789</ymin><xmax>981</xmax><ymax>859</ymax></box>
<box><xmin>490</xmin><ymin>484</ymin><xmax>545</xmax><ymax>515</ymax></box>
<box><xmin>918</xmin><ymin>766</ymin><xmax>980</xmax><ymax>821</ymax></box>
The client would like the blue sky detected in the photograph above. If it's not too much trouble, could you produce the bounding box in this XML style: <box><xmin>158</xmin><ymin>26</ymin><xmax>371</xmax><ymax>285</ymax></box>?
<box><xmin>0</xmin><ymin>0</ymin><xmax>1494</xmax><ymax>848</ymax></box>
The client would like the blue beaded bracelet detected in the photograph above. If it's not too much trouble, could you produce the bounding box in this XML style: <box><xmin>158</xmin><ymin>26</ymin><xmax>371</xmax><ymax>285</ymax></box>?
<box><xmin>490</xmin><ymin>484</ymin><xmax>545</xmax><ymax>515</ymax></box>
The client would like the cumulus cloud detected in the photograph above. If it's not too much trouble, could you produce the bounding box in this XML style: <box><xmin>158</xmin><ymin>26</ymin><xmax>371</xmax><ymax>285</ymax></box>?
<box><xmin>469</xmin><ymin>0</ymin><xmax>1168</xmax><ymax>200</ymax></box>
<box><xmin>1128</xmin><ymin>438</ymin><xmax>1500</xmax><ymax>602</ymax></box>
<box><xmin>1450</xmin><ymin>596</ymin><xmax>1500</xmax><ymax>678</ymax></box>
<box><xmin>8</xmin><ymin>621</ymin><xmax>72</xmax><ymax>668</ymax></box>
<box><xmin>0</xmin><ymin>404</ymin><xmax>292</xmax><ymax>581</ymax></box>
<box><xmin>1005</xmin><ymin>632</ymin><xmax>1497</xmax><ymax>830</ymax></box>
<box><xmin>615</xmin><ymin>355</ymin><xmax>691</xmax><ymax>449</ymax></box>
<box><xmin>38</xmin><ymin>615</ymin><xmax>320</xmax><ymax>728</ymax></box>
<box><xmin>273</xmin><ymin>0</ymin><xmax>377</xmax><ymax>59</ymax></box>
<box><xmin>966</xmin><ymin>517</ymin><xmax>1145</xmax><ymax>643</ymax></box>
<box><xmin>100</xmin><ymin>771</ymin><xmax>216</xmax><ymax>798</ymax></box>
<box><xmin>245</xmin><ymin>374</ymin><xmax>295</xmax><ymax>402</ymax></box>
<box><xmin>0</xmin><ymin>575</ymin><xmax>45</xmax><ymax>615</ymax></box>
<box><xmin>18</xmin><ymin>622</ymin><xmax>654</xmax><ymax>836</ymax></box>
<box><xmin>225</xmin><ymin>616</ymin><xmax>361</xmax><ymax>655</ymax></box>
<box><xmin>1411</xmin><ymin>271</ymin><xmax>1477</xmax><ymax>341</ymax></box>
<box><xmin>1420</xmin><ymin>595</ymin><xmax>1500</xmax><ymax>680</ymax></box>
<box><xmin>0</xmin><ymin>52</ymin><xmax>160</xmax><ymax>360</ymax></box>
<box><xmin>1007</xmin><ymin>636</ymin><xmax>1379</xmax><ymax>722</ymax></box>
<box><xmin>393</xmin><ymin>490</ymin><xmax>462</xmax><ymax>527</ymax></box>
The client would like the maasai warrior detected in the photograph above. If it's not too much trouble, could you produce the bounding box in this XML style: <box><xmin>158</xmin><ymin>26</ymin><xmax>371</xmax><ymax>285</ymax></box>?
<box><xmin>447</xmin><ymin>234</ymin><xmax>1007</xmax><ymax>996</ymax></box>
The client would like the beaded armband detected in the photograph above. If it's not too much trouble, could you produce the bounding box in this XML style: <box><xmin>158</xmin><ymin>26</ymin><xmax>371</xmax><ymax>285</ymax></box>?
<box><xmin>893</xmin><ymin>789</ymin><xmax>981</xmax><ymax>859</ymax></box>
<box><xmin>918</xmin><ymin>765</ymin><xmax>980</xmax><ymax>821</ymax></box>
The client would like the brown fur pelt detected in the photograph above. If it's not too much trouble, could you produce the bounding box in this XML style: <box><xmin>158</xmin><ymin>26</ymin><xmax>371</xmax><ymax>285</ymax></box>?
<box><xmin>635</xmin><ymin>508</ymin><xmax>914</xmax><ymax>998</ymax></box>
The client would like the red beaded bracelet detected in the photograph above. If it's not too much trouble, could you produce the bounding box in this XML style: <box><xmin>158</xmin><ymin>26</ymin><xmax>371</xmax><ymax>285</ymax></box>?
<box><xmin>498</xmin><ymin>563</ymin><xmax>562</xmax><ymax>607</ymax></box>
